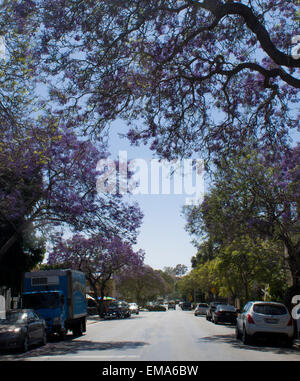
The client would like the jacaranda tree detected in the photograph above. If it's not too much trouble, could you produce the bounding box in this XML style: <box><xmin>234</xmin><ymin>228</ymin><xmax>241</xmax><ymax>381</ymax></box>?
<box><xmin>0</xmin><ymin>0</ymin><xmax>144</xmax><ymax>283</ymax></box>
<box><xmin>48</xmin><ymin>233</ymin><xmax>145</xmax><ymax>314</ymax></box>
<box><xmin>0</xmin><ymin>122</ymin><xmax>143</xmax><ymax>260</ymax></box>
<box><xmin>27</xmin><ymin>0</ymin><xmax>300</xmax><ymax>163</ymax></box>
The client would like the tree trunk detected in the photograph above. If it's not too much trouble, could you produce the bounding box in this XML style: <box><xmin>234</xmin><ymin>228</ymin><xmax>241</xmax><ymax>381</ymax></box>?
<box><xmin>88</xmin><ymin>277</ymin><xmax>101</xmax><ymax>317</ymax></box>
<box><xmin>99</xmin><ymin>283</ymin><xmax>106</xmax><ymax>317</ymax></box>
<box><xmin>284</xmin><ymin>244</ymin><xmax>300</xmax><ymax>289</ymax></box>
<box><xmin>282</xmin><ymin>244</ymin><xmax>300</xmax><ymax>310</ymax></box>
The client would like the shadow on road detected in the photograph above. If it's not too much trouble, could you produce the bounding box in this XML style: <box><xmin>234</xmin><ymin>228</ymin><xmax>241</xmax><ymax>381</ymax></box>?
<box><xmin>87</xmin><ymin>314</ymin><xmax>145</xmax><ymax>323</ymax></box>
<box><xmin>0</xmin><ymin>334</ymin><xmax>149</xmax><ymax>360</ymax></box>
<box><xmin>196</xmin><ymin>334</ymin><xmax>300</xmax><ymax>355</ymax></box>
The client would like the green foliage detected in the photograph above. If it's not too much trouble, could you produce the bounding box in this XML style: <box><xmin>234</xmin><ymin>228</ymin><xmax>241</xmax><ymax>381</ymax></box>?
<box><xmin>183</xmin><ymin>149</ymin><xmax>295</xmax><ymax>303</ymax></box>
<box><xmin>39</xmin><ymin>263</ymin><xmax>68</xmax><ymax>271</ymax></box>
<box><xmin>117</xmin><ymin>266</ymin><xmax>169</xmax><ymax>306</ymax></box>
<box><xmin>0</xmin><ymin>227</ymin><xmax>45</xmax><ymax>292</ymax></box>
<box><xmin>179</xmin><ymin>236</ymin><xmax>287</xmax><ymax>304</ymax></box>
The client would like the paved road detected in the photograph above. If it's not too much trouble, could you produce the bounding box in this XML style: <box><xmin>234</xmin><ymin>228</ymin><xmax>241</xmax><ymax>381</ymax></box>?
<box><xmin>1</xmin><ymin>308</ymin><xmax>300</xmax><ymax>361</ymax></box>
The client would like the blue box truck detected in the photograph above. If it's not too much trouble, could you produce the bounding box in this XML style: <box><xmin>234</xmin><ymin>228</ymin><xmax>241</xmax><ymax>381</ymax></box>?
<box><xmin>22</xmin><ymin>269</ymin><xmax>87</xmax><ymax>339</ymax></box>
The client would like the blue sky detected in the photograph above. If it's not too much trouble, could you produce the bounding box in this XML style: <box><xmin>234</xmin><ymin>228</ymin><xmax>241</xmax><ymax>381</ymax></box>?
<box><xmin>107</xmin><ymin>120</ymin><xmax>201</xmax><ymax>271</ymax></box>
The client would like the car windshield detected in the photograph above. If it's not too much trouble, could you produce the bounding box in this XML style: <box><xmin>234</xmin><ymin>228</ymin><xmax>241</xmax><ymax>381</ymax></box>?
<box><xmin>253</xmin><ymin>304</ymin><xmax>287</xmax><ymax>315</ymax></box>
<box><xmin>0</xmin><ymin>311</ymin><xmax>27</xmax><ymax>325</ymax></box>
<box><xmin>23</xmin><ymin>292</ymin><xmax>60</xmax><ymax>310</ymax></box>
<box><xmin>108</xmin><ymin>303</ymin><xmax>119</xmax><ymax>309</ymax></box>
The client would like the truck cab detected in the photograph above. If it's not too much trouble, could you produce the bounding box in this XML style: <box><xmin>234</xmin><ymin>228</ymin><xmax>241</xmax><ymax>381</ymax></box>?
<box><xmin>22</xmin><ymin>290</ymin><xmax>66</xmax><ymax>337</ymax></box>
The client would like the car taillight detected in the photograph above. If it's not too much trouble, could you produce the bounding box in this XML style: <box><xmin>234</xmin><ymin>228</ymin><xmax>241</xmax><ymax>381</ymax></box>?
<box><xmin>247</xmin><ymin>314</ymin><xmax>255</xmax><ymax>324</ymax></box>
<box><xmin>287</xmin><ymin>317</ymin><xmax>293</xmax><ymax>326</ymax></box>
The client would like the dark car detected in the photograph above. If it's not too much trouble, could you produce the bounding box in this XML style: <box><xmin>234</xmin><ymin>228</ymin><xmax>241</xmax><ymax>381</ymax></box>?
<box><xmin>206</xmin><ymin>301</ymin><xmax>224</xmax><ymax>321</ymax></box>
<box><xmin>180</xmin><ymin>302</ymin><xmax>192</xmax><ymax>311</ymax></box>
<box><xmin>0</xmin><ymin>309</ymin><xmax>47</xmax><ymax>352</ymax></box>
<box><xmin>212</xmin><ymin>304</ymin><xmax>237</xmax><ymax>325</ymax></box>
<box><xmin>104</xmin><ymin>301</ymin><xmax>131</xmax><ymax>319</ymax></box>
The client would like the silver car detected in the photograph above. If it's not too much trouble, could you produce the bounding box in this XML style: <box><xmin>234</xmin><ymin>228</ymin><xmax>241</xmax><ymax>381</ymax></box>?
<box><xmin>128</xmin><ymin>303</ymin><xmax>139</xmax><ymax>315</ymax></box>
<box><xmin>194</xmin><ymin>303</ymin><xmax>209</xmax><ymax>316</ymax></box>
<box><xmin>236</xmin><ymin>301</ymin><xmax>294</xmax><ymax>346</ymax></box>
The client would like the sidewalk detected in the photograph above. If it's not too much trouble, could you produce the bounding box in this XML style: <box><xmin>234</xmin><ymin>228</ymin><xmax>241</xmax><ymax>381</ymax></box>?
<box><xmin>86</xmin><ymin>315</ymin><xmax>102</xmax><ymax>325</ymax></box>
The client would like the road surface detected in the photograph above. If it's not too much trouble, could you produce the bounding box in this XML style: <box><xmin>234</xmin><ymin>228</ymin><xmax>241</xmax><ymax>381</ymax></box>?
<box><xmin>1</xmin><ymin>308</ymin><xmax>300</xmax><ymax>361</ymax></box>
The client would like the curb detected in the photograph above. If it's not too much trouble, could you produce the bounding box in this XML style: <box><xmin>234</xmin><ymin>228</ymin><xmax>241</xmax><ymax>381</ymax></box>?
<box><xmin>87</xmin><ymin>316</ymin><xmax>102</xmax><ymax>325</ymax></box>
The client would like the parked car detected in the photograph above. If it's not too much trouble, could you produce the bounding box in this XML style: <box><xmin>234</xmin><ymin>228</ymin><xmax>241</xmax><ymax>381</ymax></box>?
<box><xmin>0</xmin><ymin>309</ymin><xmax>47</xmax><ymax>352</ymax></box>
<box><xmin>236</xmin><ymin>301</ymin><xmax>294</xmax><ymax>346</ymax></box>
<box><xmin>180</xmin><ymin>302</ymin><xmax>192</xmax><ymax>311</ymax></box>
<box><xmin>206</xmin><ymin>301</ymin><xmax>223</xmax><ymax>321</ymax></box>
<box><xmin>128</xmin><ymin>303</ymin><xmax>139</xmax><ymax>315</ymax></box>
<box><xmin>211</xmin><ymin>304</ymin><xmax>237</xmax><ymax>325</ymax></box>
<box><xmin>147</xmin><ymin>304</ymin><xmax>167</xmax><ymax>311</ymax></box>
<box><xmin>87</xmin><ymin>297</ymin><xmax>98</xmax><ymax>316</ymax></box>
<box><xmin>104</xmin><ymin>301</ymin><xmax>131</xmax><ymax>319</ymax></box>
<box><xmin>194</xmin><ymin>303</ymin><xmax>209</xmax><ymax>316</ymax></box>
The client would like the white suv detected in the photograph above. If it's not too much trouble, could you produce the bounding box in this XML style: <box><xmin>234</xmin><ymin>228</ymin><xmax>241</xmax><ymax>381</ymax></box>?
<box><xmin>236</xmin><ymin>301</ymin><xmax>294</xmax><ymax>347</ymax></box>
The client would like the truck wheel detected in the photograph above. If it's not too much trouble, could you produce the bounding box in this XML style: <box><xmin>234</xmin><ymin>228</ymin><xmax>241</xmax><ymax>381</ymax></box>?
<box><xmin>73</xmin><ymin>322</ymin><xmax>83</xmax><ymax>337</ymax></box>
<box><xmin>59</xmin><ymin>328</ymin><xmax>66</xmax><ymax>341</ymax></box>
<box><xmin>82</xmin><ymin>319</ymin><xmax>86</xmax><ymax>333</ymax></box>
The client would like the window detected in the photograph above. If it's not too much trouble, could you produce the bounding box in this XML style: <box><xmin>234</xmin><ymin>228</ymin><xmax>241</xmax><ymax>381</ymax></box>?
<box><xmin>0</xmin><ymin>311</ymin><xmax>27</xmax><ymax>324</ymax></box>
<box><xmin>23</xmin><ymin>292</ymin><xmax>60</xmax><ymax>310</ymax></box>
<box><xmin>253</xmin><ymin>304</ymin><xmax>287</xmax><ymax>316</ymax></box>
<box><xmin>33</xmin><ymin>312</ymin><xmax>40</xmax><ymax>320</ymax></box>
<box><xmin>27</xmin><ymin>311</ymin><xmax>36</xmax><ymax>321</ymax></box>
<box><xmin>242</xmin><ymin>303</ymin><xmax>251</xmax><ymax>313</ymax></box>
<box><xmin>218</xmin><ymin>305</ymin><xmax>235</xmax><ymax>311</ymax></box>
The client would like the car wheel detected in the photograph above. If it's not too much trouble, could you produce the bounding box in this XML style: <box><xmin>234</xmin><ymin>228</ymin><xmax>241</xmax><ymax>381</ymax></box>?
<box><xmin>41</xmin><ymin>330</ymin><xmax>47</xmax><ymax>346</ymax></box>
<box><xmin>235</xmin><ymin>325</ymin><xmax>241</xmax><ymax>340</ymax></box>
<box><xmin>21</xmin><ymin>335</ymin><xmax>29</xmax><ymax>353</ymax></box>
<box><xmin>284</xmin><ymin>337</ymin><xmax>294</xmax><ymax>348</ymax></box>
<box><xmin>242</xmin><ymin>326</ymin><xmax>252</xmax><ymax>345</ymax></box>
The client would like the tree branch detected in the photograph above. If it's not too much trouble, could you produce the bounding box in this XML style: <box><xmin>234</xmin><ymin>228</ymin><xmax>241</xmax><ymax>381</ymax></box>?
<box><xmin>194</xmin><ymin>0</ymin><xmax>300</xmax><ymax>68</ymax></box>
